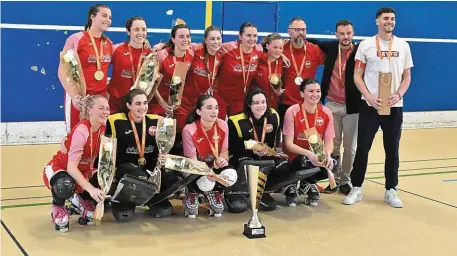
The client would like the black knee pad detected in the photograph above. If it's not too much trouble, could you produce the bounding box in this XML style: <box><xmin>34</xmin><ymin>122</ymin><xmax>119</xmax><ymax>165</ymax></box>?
<box><xmin>291</xmin><ymin>156</ymin><xmax>314</xmax><ymax>172</ymax></box>
<box><xmin>51</xmin><ymin>173</ymin><xmax>76</xmax><ymax>201</ymax></box>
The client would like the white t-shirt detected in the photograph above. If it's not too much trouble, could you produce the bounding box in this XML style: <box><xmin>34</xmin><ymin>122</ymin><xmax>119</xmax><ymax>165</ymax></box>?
<box><xmin>355</xmin><ymin>35</ymin><xmax>414</xmax><ymax>107</ymax></box>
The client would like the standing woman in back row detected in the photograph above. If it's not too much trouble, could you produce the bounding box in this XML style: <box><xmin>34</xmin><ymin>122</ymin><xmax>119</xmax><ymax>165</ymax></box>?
<box><xmin>214</xmin><ymin>22</ymin><xmax>263</xmax><ymax>119</ymax></box>
<box><xmin>108</xmin><ymin>16</ymin><xmax>152</xmax><ymax>113</ymax></box>
<box><xmin>58</xmin><ymin>4</ymin><xmax>113</xmax><ymax>133</ymax></box>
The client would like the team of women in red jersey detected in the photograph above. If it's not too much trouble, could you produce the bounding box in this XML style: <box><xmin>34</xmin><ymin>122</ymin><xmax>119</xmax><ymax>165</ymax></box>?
<box><xmin>48</xmin><ymin>4</ymin><xmax>335</xmax><ymax>231</ymax></box>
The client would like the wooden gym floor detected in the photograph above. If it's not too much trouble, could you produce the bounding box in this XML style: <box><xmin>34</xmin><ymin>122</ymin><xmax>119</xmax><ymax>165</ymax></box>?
<box><xmin>1</xmin><ymin>128</ymin><xmax>456</xmax><ymax>256</ymax></box>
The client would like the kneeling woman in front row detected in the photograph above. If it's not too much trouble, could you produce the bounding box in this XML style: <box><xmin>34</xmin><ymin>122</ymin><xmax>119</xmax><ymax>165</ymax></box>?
<box><xmin>105</xmin><ymin>89</ymin><xmax>176</xmax><ymax>221</ymax></box>
<box><xmin>43</xmin><ymin>95</ymin><xmax>109</xmax><ymax>232</ymax></box>
<box><xmin>182</xmin><ymin>95</ymin><xmax>237</xmax><ymax>218</ymax></box>
<box><xmin>283</xmin><ymin>78</ymin><xmax>335</xmax><ymax>206</ymax></box>
<box><xmin>226</xmin><ymin>88</ymin><xmax>301</xmax><ymax>213</ymax></box>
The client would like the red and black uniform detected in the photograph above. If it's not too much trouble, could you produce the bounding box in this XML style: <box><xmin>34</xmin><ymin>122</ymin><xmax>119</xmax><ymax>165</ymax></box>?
<box><xmin>108</xmin><ymin>43</ymin><xmax>151</xmax><ymax>113</ymax></box>
<box><xmin>253</xmin><ymin>53</ymin><xmax>284</xmax><ymax>109</ymax></box>
<box><xmin>148</xmin><ymin>47</ymin><xmax>194</xmax><ymax>117</ymax></box>
<box><xmin>214</xmin><ymin>41</ymin><xmax>263</xmax><ymax>118</ymax></box>
<box><xmin>175</xmin><ymin>45</ymin><xmax>222</xmax><ymax>131</ymax></box>
<box><xmin>62</xmin><ymin>31</ymin><xmax>113</xmax><ymax>132</ymax></box>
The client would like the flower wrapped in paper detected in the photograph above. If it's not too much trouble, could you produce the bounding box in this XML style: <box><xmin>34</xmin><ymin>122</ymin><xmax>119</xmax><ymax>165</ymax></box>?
<box><xmin>164</xmin><ymin>154</ymin><xmax>236</xmax><ymax>187</ymax></box>
<box><xmin>308</xmin><ymin>134</ymin><xmax>327</xmax><ymax>163</ymax></box>
<box><xmin>93</xmin><ymin>135</ymin><xmax>117</xmax><ymax>225</ymax></box>
<box><xmin>150</xmin><ymin>117</ymin><xmax>177</xmax><ymax>191</ymax></box>
<box><xmin>169</xmin><ymin>75</ymin><xmax>182</xmax><ymax>107</ymax></box>
<box><xmin>59</xmin><ymin>49</ymin><xmax>87</xmax><ymax>97</ymax></box>
<box><xmin>168</xmin><ymin>61</ymin><xmax>189</xmax><ymax>109</ymax></box>
<box><xmin>130</xmin><ymin>52</ymin><xmax>162</xmax><ymax>102</ymax></box>
<box><xmin>244</xmin><ymin>139</ymin><xmax>288</xmax><ymax>159</ymax></box>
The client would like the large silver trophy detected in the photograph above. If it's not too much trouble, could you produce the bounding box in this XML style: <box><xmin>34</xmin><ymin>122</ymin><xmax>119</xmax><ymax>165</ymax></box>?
<box><xmin>243</xmin><ymin>165</ymin><xmax>267</xmax><ymax>239</ymax></box>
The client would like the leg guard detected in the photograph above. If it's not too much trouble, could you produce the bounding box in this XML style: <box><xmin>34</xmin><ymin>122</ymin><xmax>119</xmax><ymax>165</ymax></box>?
<box><xmin>111</xmin><ymin>174</ymin><xmax>158</xmax><ymax>207</ymax></box>
<box><xmin>51</xmin><ymin>172</ymin><xmax>76</xmax><ymax>206</ymax></box>
<box><xmin>225</xmin><ymin>159</ymin><xmax>275</xmax><ymax>213</ymax></box>
<box><xmin>111</xmin><ymin>202</ymin><xmax>136</xmax><ymax>222</ymax></box>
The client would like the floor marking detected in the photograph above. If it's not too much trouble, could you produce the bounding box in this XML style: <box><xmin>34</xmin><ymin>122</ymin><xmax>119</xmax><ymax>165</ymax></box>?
<box><xmin>1</xmin><ymin>219</ymin><xmax>29</xmax><ymax>256</ymax></box>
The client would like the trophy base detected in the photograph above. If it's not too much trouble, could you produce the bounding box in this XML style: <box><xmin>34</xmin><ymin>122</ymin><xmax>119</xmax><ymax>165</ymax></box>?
<box><xmin>243</xmin><ymin>224</ymin><xmax>266</xmax><ymax>239</ymax></box>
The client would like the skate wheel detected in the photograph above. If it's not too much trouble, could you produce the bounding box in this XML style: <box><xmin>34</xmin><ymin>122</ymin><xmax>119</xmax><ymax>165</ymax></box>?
<box><xmin>78</xmin><ymin>217</ymin><xmax>88</xmax><ymax>225</ymax></box>
<box><xmin>206</xmin><ymin>208</ymin><xmax>214</xmax><ymax>216</ymax></box>
<box><xmin>288</xmin><ymin>202</ymin><xmax>297</xmax><ymax>207</ymax></box>
<box><xmin>214</xmin><ymin>213</ymin><xmax>222</xmax><ymax>218</ymax></box>
<box><xmin>187</xmin><ymin>214</ymin><xmax>196</xmax><ymax>219</ymax></box>
<box><xmin>304</xmin><ymin>198</ymin><xmax>310</xmax><ymax>205</ymax></box>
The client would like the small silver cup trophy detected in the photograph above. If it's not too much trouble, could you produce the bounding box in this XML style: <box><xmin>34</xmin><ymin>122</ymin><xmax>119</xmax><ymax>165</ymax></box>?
<box><xmin>243</xmin><ymin>165</ymin><xmax>267</xmax><ymax>239</ymax></box>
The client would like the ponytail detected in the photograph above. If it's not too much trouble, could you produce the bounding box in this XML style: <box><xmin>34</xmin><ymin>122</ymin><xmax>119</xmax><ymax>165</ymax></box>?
<box><xmin>166</xmin><ymin>24</ymin><xmax>190</xmax><ymax>56</ymax></box>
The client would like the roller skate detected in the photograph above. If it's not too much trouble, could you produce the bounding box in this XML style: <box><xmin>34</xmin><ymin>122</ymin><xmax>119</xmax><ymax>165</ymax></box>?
<box><xmin>203</xmin><ymin>191</ymin><xmax>224</xmax><ymax>217</ymax></box>
<box><xmin>300</xmin><ymin>182</ymin><xmax>320</xmax><ymax>206</ymax></box>
<box><xmin>282</xmin><ymin>184</ymin><xmax>299</xmax><ymax>207</ymax></box>
<box><xmin>51</xmin><ymin>205</ymin><xmax>70</xmax><ymax>232</ymax></box>
<box><xmin>183</xmin><ymin>192</ymin><xmax>199</xmax><ymax>219</ymax></box>
<box><xmin>66</xmin><ymin>194</ymin><xmax>95</xmax><ymax>225</ymax></box>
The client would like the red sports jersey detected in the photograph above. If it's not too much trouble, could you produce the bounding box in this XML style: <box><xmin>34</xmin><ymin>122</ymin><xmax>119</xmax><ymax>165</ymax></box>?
<box><xmin>149</xmin><ymin>47</ymin><xmax>194</xmax><ymax>115</ymax></box>
<box><xmin>282</xmin><ymin>41</ymin><xmax>324</xmax><ymax>106</ymax></box>
<box><xmin>108</xmin><ymin>42</ymin><xmax>152</xmax><ymax>99</ymax></box>
<box><xmin>216</xmin><ymin>41</ymin><xmax>262</xmax><ymax>98</ymax></box>
<box><xmin>253</xmin><ymin>52</ymin><xmax>284</xmax><ymax>109</ymax></box>
<box><xmin>182</xmin><ymin>119</ymin><xmax>228</xmax><ymax>168</ymax></box>
<box><xmin>288</xmin><ymin>104</ymin><xmax>330</xmax><ymax>161</ymax></box>
<box><xmin>63</xmin><ymin>31</ymin><xmax>113</xmax><ymax>94</ymax></box>
<box><xmin>43</xmin><ymin>120</ymin><xmax>105</xmax><ymax>193</ymax></box>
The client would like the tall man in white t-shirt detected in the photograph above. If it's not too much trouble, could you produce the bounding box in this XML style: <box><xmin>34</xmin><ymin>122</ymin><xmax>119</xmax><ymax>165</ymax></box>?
<box><xmin>343</xmin><ymin>7</ymin><xmax>413</xmax><ymax>208</ymax></box>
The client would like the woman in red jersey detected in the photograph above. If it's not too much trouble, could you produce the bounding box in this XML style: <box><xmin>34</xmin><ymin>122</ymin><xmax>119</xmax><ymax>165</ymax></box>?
<box><xmin>58</xmin><ymin>4</ymin><xmax>114</xmax><ymax>133</ymax></box>
<box><xmin>108</xmin><ymin>16</ymin><xmax>151</xmax><ymax>113</ymax></box>
<box><xmin>252</xmin><ymin>33</ymin><xmax>285</xmax><ymax>110</ymax></box>
<box><xmin>182</xmin><ymin>95</ymin><xmax>237</xmax><ymax>218</ymax></box>
<box><xmin>283</xmin><ymin>78</ymin><xmax>335</xmax><ymax>207</ymax></box>
<box><xmin>43</xmin><ymin>95</ymin><xmax>110</xmax><ymax>232</ymax></box>
<box><xmin>174</xmin><ymin>26</ymin><xmax>223</xmax><ymax>132</ymax></box>
<box><xmin>214</xmin><ymin>22</ymin><xmax>263</xmax><ymax>119</ymax></box>
<box><xmin>150</xmin><ymin>24</ymin><xmax>194</xmax><ymax>117</ymax></box>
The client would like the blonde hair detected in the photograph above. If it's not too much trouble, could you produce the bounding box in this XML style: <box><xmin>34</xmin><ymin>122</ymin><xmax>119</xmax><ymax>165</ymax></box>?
<box><xmin>79</xmin><ymin>95</ymin><xmax>106</xmax><ymax>120</ymax></box>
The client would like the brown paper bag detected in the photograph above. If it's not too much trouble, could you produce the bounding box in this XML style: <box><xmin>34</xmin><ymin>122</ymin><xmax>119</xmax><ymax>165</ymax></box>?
<box><xmin>378</xmin><ymin>72</ymin><xmax>392</xmax><ymax>115</ymax></box>
<box><xmin>168</xmin><ymin>61</ymin><xmax>188</xmax><ymax>106</ymax></box>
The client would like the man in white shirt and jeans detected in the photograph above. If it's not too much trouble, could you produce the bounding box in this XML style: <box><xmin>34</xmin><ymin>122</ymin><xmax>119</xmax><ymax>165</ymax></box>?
<box><xmin>343</xmin><ymin>7</ymin><xmax>413</xmax><ymax>208</ymax></box>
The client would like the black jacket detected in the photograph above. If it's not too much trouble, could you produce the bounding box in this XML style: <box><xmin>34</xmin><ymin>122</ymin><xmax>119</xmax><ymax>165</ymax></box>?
<box><xmin>308</xmin><ymin>39</ymin><xmax>362</xmax><ymax>114</ymax></box>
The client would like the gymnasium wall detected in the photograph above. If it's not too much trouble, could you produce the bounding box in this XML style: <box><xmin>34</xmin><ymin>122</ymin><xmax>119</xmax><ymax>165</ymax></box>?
<box><xmin>1</xmin><ymin>1</ymin><xmax>456</xmax><ymax>144</ymax></box>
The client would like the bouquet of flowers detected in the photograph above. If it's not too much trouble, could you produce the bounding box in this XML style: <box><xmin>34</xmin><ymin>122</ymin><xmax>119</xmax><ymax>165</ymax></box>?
<box><xmin>93</xmin><ymin>135</ymin><xmax>117</xmax><ymax>225</ymax></box>
<box><xmin>169</xmin><ymin>75</ymin><xmax>182</xmax><ymax>107</ymax></box>
<box><xmin>151</xmin><ymin>117</ymin><xmax>177</xmax><ymax>191</ymax></box>
<box><xmin>164</xmin><ymin>155</ymin><xmax>235</xmax><ymax>187</ymax></box>
<box><xmin>60</xmin><ymin>49</ymin><xmax>87</xmax><ymax>97</ymax></box>
<box><xmin>244</xmin><ymin>139</ymin><xmax>288</xmax><ymax>159</ymax></box>
<box><xmin>131</xmin><ymin>52</ymin><xmax>162</xmax><ymax>102</ymax></box>
<box><xmin>308</xmin><ymin>134</ymin><xmax>337</xmax><ymax>189</ymax></box>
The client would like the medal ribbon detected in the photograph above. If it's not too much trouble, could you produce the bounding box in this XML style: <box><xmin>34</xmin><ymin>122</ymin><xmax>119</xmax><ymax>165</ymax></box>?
<box><xmin>128</xmin><ymin>44</ymin><xmax>144</xmax><ymax>83</ymax></box>
<box><xmin>249</xmin><ymin>117</ymin><xmax>267</xmax><ymax>143</ymax></box>
<box><xmin>301</xmin><ymin>104</ymin><xmax>319</xmax><ymax>131</ymax></box>
<box><xmin>87</xmin><ymin>30</ymin><xmax>104</xmax><ymax>73</ymax></box>
<box><xmin>239</xmin><ymin>45</ymin><xmax>254</xmax><ymax>94</ymax></box>
<box><xmin>201</xmin><ymin>121</ymin><xmax>219</xmax><ymax>158</ymax></box>
<box><xmin>267</xmin><ymin>58</ymin><xmax>278</xmax><ymax>79</ymax></box>
<box><xmin>375</xmin><ymin>35</ymin><xmax>393</xmax><ymax>66</ymax></box>
<box><xmin>338</xmin><ymin>44</ymin><xmax>353</xmax><ymax>87</ymax></box>
<box><xmin>290</xmin><ymin>42</ymin><xmax>307</xmax><ymax>78</ymax></box>
<box><xmin>89</xmin><ymin>125</ymin><xmax>101</xmax><ymax>170</ymax></box>
<box><xmin>128</xmin><ymin>112</ymin><xmax>146</xmax><ymax>161</ymax></box>
<box><xmin>205</xmin><ymin>54</ymin><xmax>218</xmax><ymax>92</ymax></box>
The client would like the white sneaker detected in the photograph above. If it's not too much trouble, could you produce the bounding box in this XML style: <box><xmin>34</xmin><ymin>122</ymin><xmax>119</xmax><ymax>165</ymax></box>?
<box><xmin>384</xmin><ymin>189</ymin><xmax>403</xmax><ymax>208</ymax></box>
<box><xmin>343</xmin><ymin>187</ymin><xmax>362</xmax><ymax>205</ymax></box>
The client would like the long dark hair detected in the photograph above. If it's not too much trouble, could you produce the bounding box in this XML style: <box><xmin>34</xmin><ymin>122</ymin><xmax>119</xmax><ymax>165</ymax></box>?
<box><xmin>243</xmin><ymin>87</ymin><xmax>271</xmax><ymax>120</ymax></box>
<box><xmin>122</xmin><ymin>89</ymin><xmax>148</xmax><ymax>114</ymax></box>
<box><xmin>186</xmin><ymin>94</ymin><xmax>215</xmax><ymax>124</ymax></box>
<box><xmin>202</xmin><ymin>25</ymin><xmax>222</xmax><ymax>70</ymax></box>
<box><xmin>166</xmin><ymin>24</ymin><xmax>190</xmax><ymax>56</ymax></box>
<box><xmin>84</xmin><ymin>4</ymin><xmax>109</xmax><ymax>39</ymax></box>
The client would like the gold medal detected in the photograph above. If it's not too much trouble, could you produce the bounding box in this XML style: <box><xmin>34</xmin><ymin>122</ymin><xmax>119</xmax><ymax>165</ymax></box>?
<box><xmin>138</xmin><ymin>157</ymin><xmax>146</xmax><ymax>166</ymax></box>
<box><xmin>94</xmin><ymin>70</ymin><xmax>104</xmax><ymax>81</ymax></box>
<box><xmin>295</xmin><ymin>76</ymin><xmax>303</xmax><ymax>85</ymax></box>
